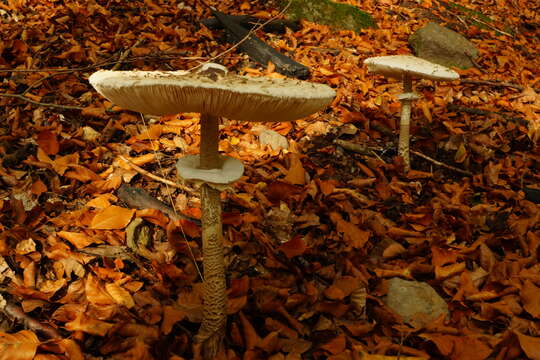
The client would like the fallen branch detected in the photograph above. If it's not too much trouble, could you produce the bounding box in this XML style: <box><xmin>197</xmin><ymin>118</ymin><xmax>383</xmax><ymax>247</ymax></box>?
<box><xmin>410</xmin><ymin>150</ymin><xmax>473</xmax><ymax>176</ymax></box>
<box><xmin>460</xmin><ymin>79</ymin><xmax>526</xmax><ymax>91</ymax></box>
<box><xmin>447</xmin><ymin>104</ymin><xmax>528</xmax><ymax>125</ymax></box>
<box><xmin>0</xmin><ymin>93</ymin><xmax>84</xmax><ymax>110</ymax></box>
<box><xmin>111</xmin><ymin>38</ymin><xmax>145</xmax><ymax>71</ymax></box>
<box><xmin>1</xmin><ymin>300</ymin><xmax>62</xmax><ymax>339</ymax></box>
<box><xmin>334</xmin><ymin>139</ymin><xmax>373</xmax><ymax>155</ymax></box>
<box><xmin>0</xmin><ymin>51</ymin><xmax>193</xmax><ymax>73</ymax></box>
<box><xmin>118</xmin><ymin>155</ymin><xmax>194</xmax><ymax>193</ymax></box>
<box><xmin>211</xmin><ymin>8</ymin><xmax>309</xmax><ymax>78</ymax></box>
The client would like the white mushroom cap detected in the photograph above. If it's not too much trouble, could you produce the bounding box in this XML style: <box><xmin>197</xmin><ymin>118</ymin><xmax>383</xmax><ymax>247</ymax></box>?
<box><xmin>89</xmin><ymin>69</ymin><xmax>335</xmax><ymax>122</ymax></box>
<box><xmin>176</xmin><ymin>155</ymin><xmax>244</xmax><ymax>184</ymax></box>
<box><xmin>364</xmin><ymin>55</ymin><xmax>459</xmax><ymax>81</ymax></box>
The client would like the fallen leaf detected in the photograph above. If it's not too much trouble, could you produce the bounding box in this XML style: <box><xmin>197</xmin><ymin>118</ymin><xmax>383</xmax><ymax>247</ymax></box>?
<box><xmin>0</xmin><ymin>330</ymin><xmax>39</xmax><ymax>360</ymax></box>
<box><xmin>90</xmin><ymin>205</ymin><xmax>135</xmax><ymax>229</ymax></box>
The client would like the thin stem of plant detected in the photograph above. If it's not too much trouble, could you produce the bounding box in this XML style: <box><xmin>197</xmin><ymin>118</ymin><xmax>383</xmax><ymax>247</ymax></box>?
<box><xmin>410</xmin><ymin>150</ymin><xmax>473</xmax><ymax>176</ymax></box>
<box><xmin>0</xmin><ymin>93</ymin><xmax>84</xmax><ymax>110</ymax></box>
<box><xmin>117</xmin><ymin>154</ymin><xmax>193</xmax><ymax>192</ymax></box>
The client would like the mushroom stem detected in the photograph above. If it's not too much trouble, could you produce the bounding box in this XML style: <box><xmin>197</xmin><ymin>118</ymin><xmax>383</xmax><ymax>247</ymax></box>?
<box><xmin>200</xmin><ymin>113</ymin><xmax>221</xmax><ymax>169</ymax></box>
<box><xmin>399</xmin><ymin>73</ymin><xmax>413</xmax><ymax>172</ymax></box>
<box><xmin>196</xmin><ymin>112</ymin><xmax>227</xmax><ymax>358</ymax></box>
<box><xmin>398</xmin><ymin>99</ymin><xmax>412</xmax><ymax>171</ymax></box>
<box><xmin>196</xmin><ymin>183</ymin><xmax>226</xmax><ymax>358</ymax></box>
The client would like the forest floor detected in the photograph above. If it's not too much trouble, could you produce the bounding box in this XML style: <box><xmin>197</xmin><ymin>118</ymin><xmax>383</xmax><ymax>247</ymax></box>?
<box><xmin>0</xmin><ymin>0</ymin><xmax>539</xmax><ymax>359</ymax></box>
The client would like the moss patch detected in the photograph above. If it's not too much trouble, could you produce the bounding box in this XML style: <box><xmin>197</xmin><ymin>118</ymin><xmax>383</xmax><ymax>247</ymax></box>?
<box><xmin>281</xmin><ymin>0</ymin><xmax>376</xmax><ymax>32</ymax></box>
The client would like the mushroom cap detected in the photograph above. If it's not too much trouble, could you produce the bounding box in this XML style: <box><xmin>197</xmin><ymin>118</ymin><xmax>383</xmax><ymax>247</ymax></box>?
<box><xmin>89</xmin><ymin>69</ymin><xmax>336</xmax><ymax>122</ymax></box>
<box><xmin>364</xmin><ymin>55</ymin><xmax>459</xmax><ymax>81</ymax></box>
<box><xmin>176</xmin><ymin>155</ymin><xmax>244</xmax><ymax>184</ymax></box>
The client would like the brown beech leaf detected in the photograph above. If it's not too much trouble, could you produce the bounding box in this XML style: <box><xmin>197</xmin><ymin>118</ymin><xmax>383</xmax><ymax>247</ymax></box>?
<box><xmin>330</xmin><ymin>212</ymin><xmax>370</xmax><ymax>249</ymax></box>
<box><xmin>516</xmin><ymin>331</ymin><xmax>540</xmax><ymax>360</ymax></box>
<box><xmin>239</xmin><ymin>311</ymin><xmax>261</xmax><ymax>350</ymax></box>
<box><xmin>37</xmin><ymin>130</ymin><xmax>59</xmax><ymax>155</ymax></box>
<box><xmin>521</xmin><ymin>280</ymin><xmax>540</xmax><ymax>318</ymax></box>
<box><xmin>90</xmin><ymin>205</ymin><xmax>135</xmax><ymax>229</ymax></box>
<box><xmin>64</xmin><ymin>165</ymin><xmax>101</xmax><ymax>182</ymax></box>
<box><xmin>161</xmin><ymin>305</ymin><xmax>186</xmax><ymax>335</ymax></box>
<box><xmin>320</xmin><ymin>332</ymin><xmax>346</xmax><ymax>355</ymax></box>
<box><xmin>284</xmin><ymin>153</ymin><xmax>306</xmax><ymax>185</ymax></box>
<box><xmin>0</xmin><ymin>330</ymin><xmax>39</xmax><ymax>360</ymax></box>
<box><xmin>64</xmin><ymin>312</ymin><xmax>113</xmax><ymax>336</ymax></box>
<box><xmin>30</xmin><ymin>179</ymin><xmax>47</xmax><ymax>196</ymax></box>
<box><xmin>57</xmin><ymin>231</ymin><xmax>102</xmax><ymax>249</ymax></box>
<box><xmin>105</xmin><ymin>283</ymin><xmax>135</xmax><ymax>309</ymax></box>
<box><xmin>56</xmin><ymin>338</ymin><xmax>84</xmax><ymax>360</ymax></box>
<box><xmin>279</xmin><ymin>235</ymin><xmax>307</xmax><ymax>258</ymax></box>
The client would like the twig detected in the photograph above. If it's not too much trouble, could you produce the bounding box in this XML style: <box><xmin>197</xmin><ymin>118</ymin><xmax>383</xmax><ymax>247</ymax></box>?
<box><xmin>460</xmin><ymin>79</ymin><xmax>525</xmax><ymax>91</ymax></box>
<box><xmin>111</xmin><ymin>38</ymin><xmax>144</xmax><ymax>71</ymax></box>
<box><xmin>0</xmin><ymin>51</ymin><xmax>196</xmax><ymax>73</ymax></box>
<box><xmin>0</xmin><ymin>93</ymin><xmax>84</xmax><ymax>110</ymax></box>
<box><xmin>1</xmin><ymin>300</ymin><xmax>62</xmax><ymax>339</ymax></box>
<box><xmin>471</xmin><ymin>17</ymin><xmax>513</xmax><ymax>37</ymax></box>
<box><xmin>410</xmin><ymin>150</ymin><xmax>473</xmax><ymax>176</ymax></box>
<box><xmin>447</xmin><ymin>104</ymin><xmax>528</xmax><ymax>125</ymax></box>
<box><xmin>118</xmin><ymin>154</ymin><xmax>193</xmax><ymax>192</ymax></box>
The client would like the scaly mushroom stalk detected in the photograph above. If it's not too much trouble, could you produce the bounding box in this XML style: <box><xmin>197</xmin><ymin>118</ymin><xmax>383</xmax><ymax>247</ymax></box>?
<box><xmin>398</xmin><ymin>74</ymin><xmax>413</xmax><ymax>171</ymax></box>
<box><xmin>196</xmin><ymin>113</ymin><xmax>227</xmax><ymax>357</ymax></box>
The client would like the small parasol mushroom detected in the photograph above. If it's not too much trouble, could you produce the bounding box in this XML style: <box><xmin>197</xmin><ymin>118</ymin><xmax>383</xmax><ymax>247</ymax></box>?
<box><xmin>364</xmin><ymin>55</ymin><xmax>459</xmax><ymax>171</ymax></box>
<box><xmin>89</xmin><ymin>64</ymin><xmax>335</xmax><ymax>358</ymax></box>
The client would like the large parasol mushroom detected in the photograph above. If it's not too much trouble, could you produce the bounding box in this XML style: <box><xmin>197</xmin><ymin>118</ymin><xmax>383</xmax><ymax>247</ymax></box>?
<box><xmin>89</xmin><ymin>64</ymin><xmax>335</xmax><ymax>358</ymax></box>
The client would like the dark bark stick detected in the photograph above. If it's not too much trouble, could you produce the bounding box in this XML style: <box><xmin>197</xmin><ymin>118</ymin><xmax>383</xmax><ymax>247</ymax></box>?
<box><xmin>211</xmin><ymin>9</ymin><xmax>310</xmax><ymax>79</ymax></box>
<box><xmin>2</xmin><ymin>302</ymin><xmax>62</xmax><ymax>339</ymax></box>
<box><xmin>117</xmin><ymin>184</ymin><xmax>200</xmax><ymax>225</ymax></box>
<box><xmin>447</xmin><ymin>104</ymin><xmax>528</xmax><ymax>125</ymax></box>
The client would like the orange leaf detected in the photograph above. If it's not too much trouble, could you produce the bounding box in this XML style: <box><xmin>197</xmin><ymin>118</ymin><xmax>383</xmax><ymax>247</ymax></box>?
<box><xmin>0</xmin><ymin>330</ymin><xmax>39</xmax><ymax>360</ymax></box>
<box><xmin>57</xmin><ymin>231</ymin><xmax>101</xmax><ymax>249</ymax></box>
<box><xmin>64</xmin><ymin>165</ymin><xmax>101</xmax><ymax>182</ymax></box>
<box><xmin>105</xmin><ymin>283</ymin><xmax>135</xmax><ymax>308</ymax></box>
<box><xmin>522</xmin><ymin>280</ymin><xmax>540</xmax><ymax>318</ymax></box>
<box><xmin>30</xmin><ymin>179</ymin><xmax>47</xmax><ymax>195</ymax></box>
<box><xmin>81</xmin><ymin>105</ymin><xmax>106</xmax><ymax>118</ymax></box>
<box><xmin>320</xmin><ymin>333</ymin><xmax>346</xmax><ymax>355</ymax></box>
<box><xmin>161</xmin><ymin>305</ymin><xmax>186</xmax><ymax>335</ymax></box>
<box><xmin>86</xmin><ymin>193</ymin><xmax>117</xmax><ymax>209</ymax></box>
<box><xmin>279</xmin><ymin>235</ymin><xmax>307</xmax><ymax>258</ymax></box>
<box><xmin>37</xmin><ymin>130</ymin><xmax>59</xmax><ymax>155</ymax></box>
<box><xmin>284</xmin><ymin>153</ymin><xmax>306</xmax><ymax>185</ymax></box>
<box><xmin>90</xmin><ymin>205</ymin><xmax>135</xmax><ymax>229</ymax></box>
<box><xmin>57</xmin><ymin>339</ymin><xmax>84</xmax><ymax>360</ymax></box>
<box><xmin>516</xmin><ymin>331</ymin><xmax>540</xmax><ymax>360</ymax></box>
<box><xmin>85</xmin><ymin>274</ymin><xmax>115</xmax><ymax>306</ymax></box>
<box><xmin>239</xmin><ymin>311</ymin><xmax>261</xmax><ymax>350</ymax></box>
<box><xmin>330</xmin><ymin>212</ymin><xmax>370</xmax><ymax>249</ymax></box>
<box><xmin>64</xmin><ymin>312</ymin><xmax>113</xmax><ymax>336</ymax></box>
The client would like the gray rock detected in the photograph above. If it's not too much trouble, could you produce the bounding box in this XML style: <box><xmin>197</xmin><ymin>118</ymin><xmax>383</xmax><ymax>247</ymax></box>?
<box><xmin>253</xmin><ymin>125</ymin><xmax>289</xmax><ymax>150</ymax></box>
<box><xmin>384</xmin><ymin>277</ymin><xmax>449</xmax><ymax>328</ymax></box>
<box><xmin>409</xmin><ymin>22</ymin><xmax>478</xmax><ymax>69</ymax></box>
